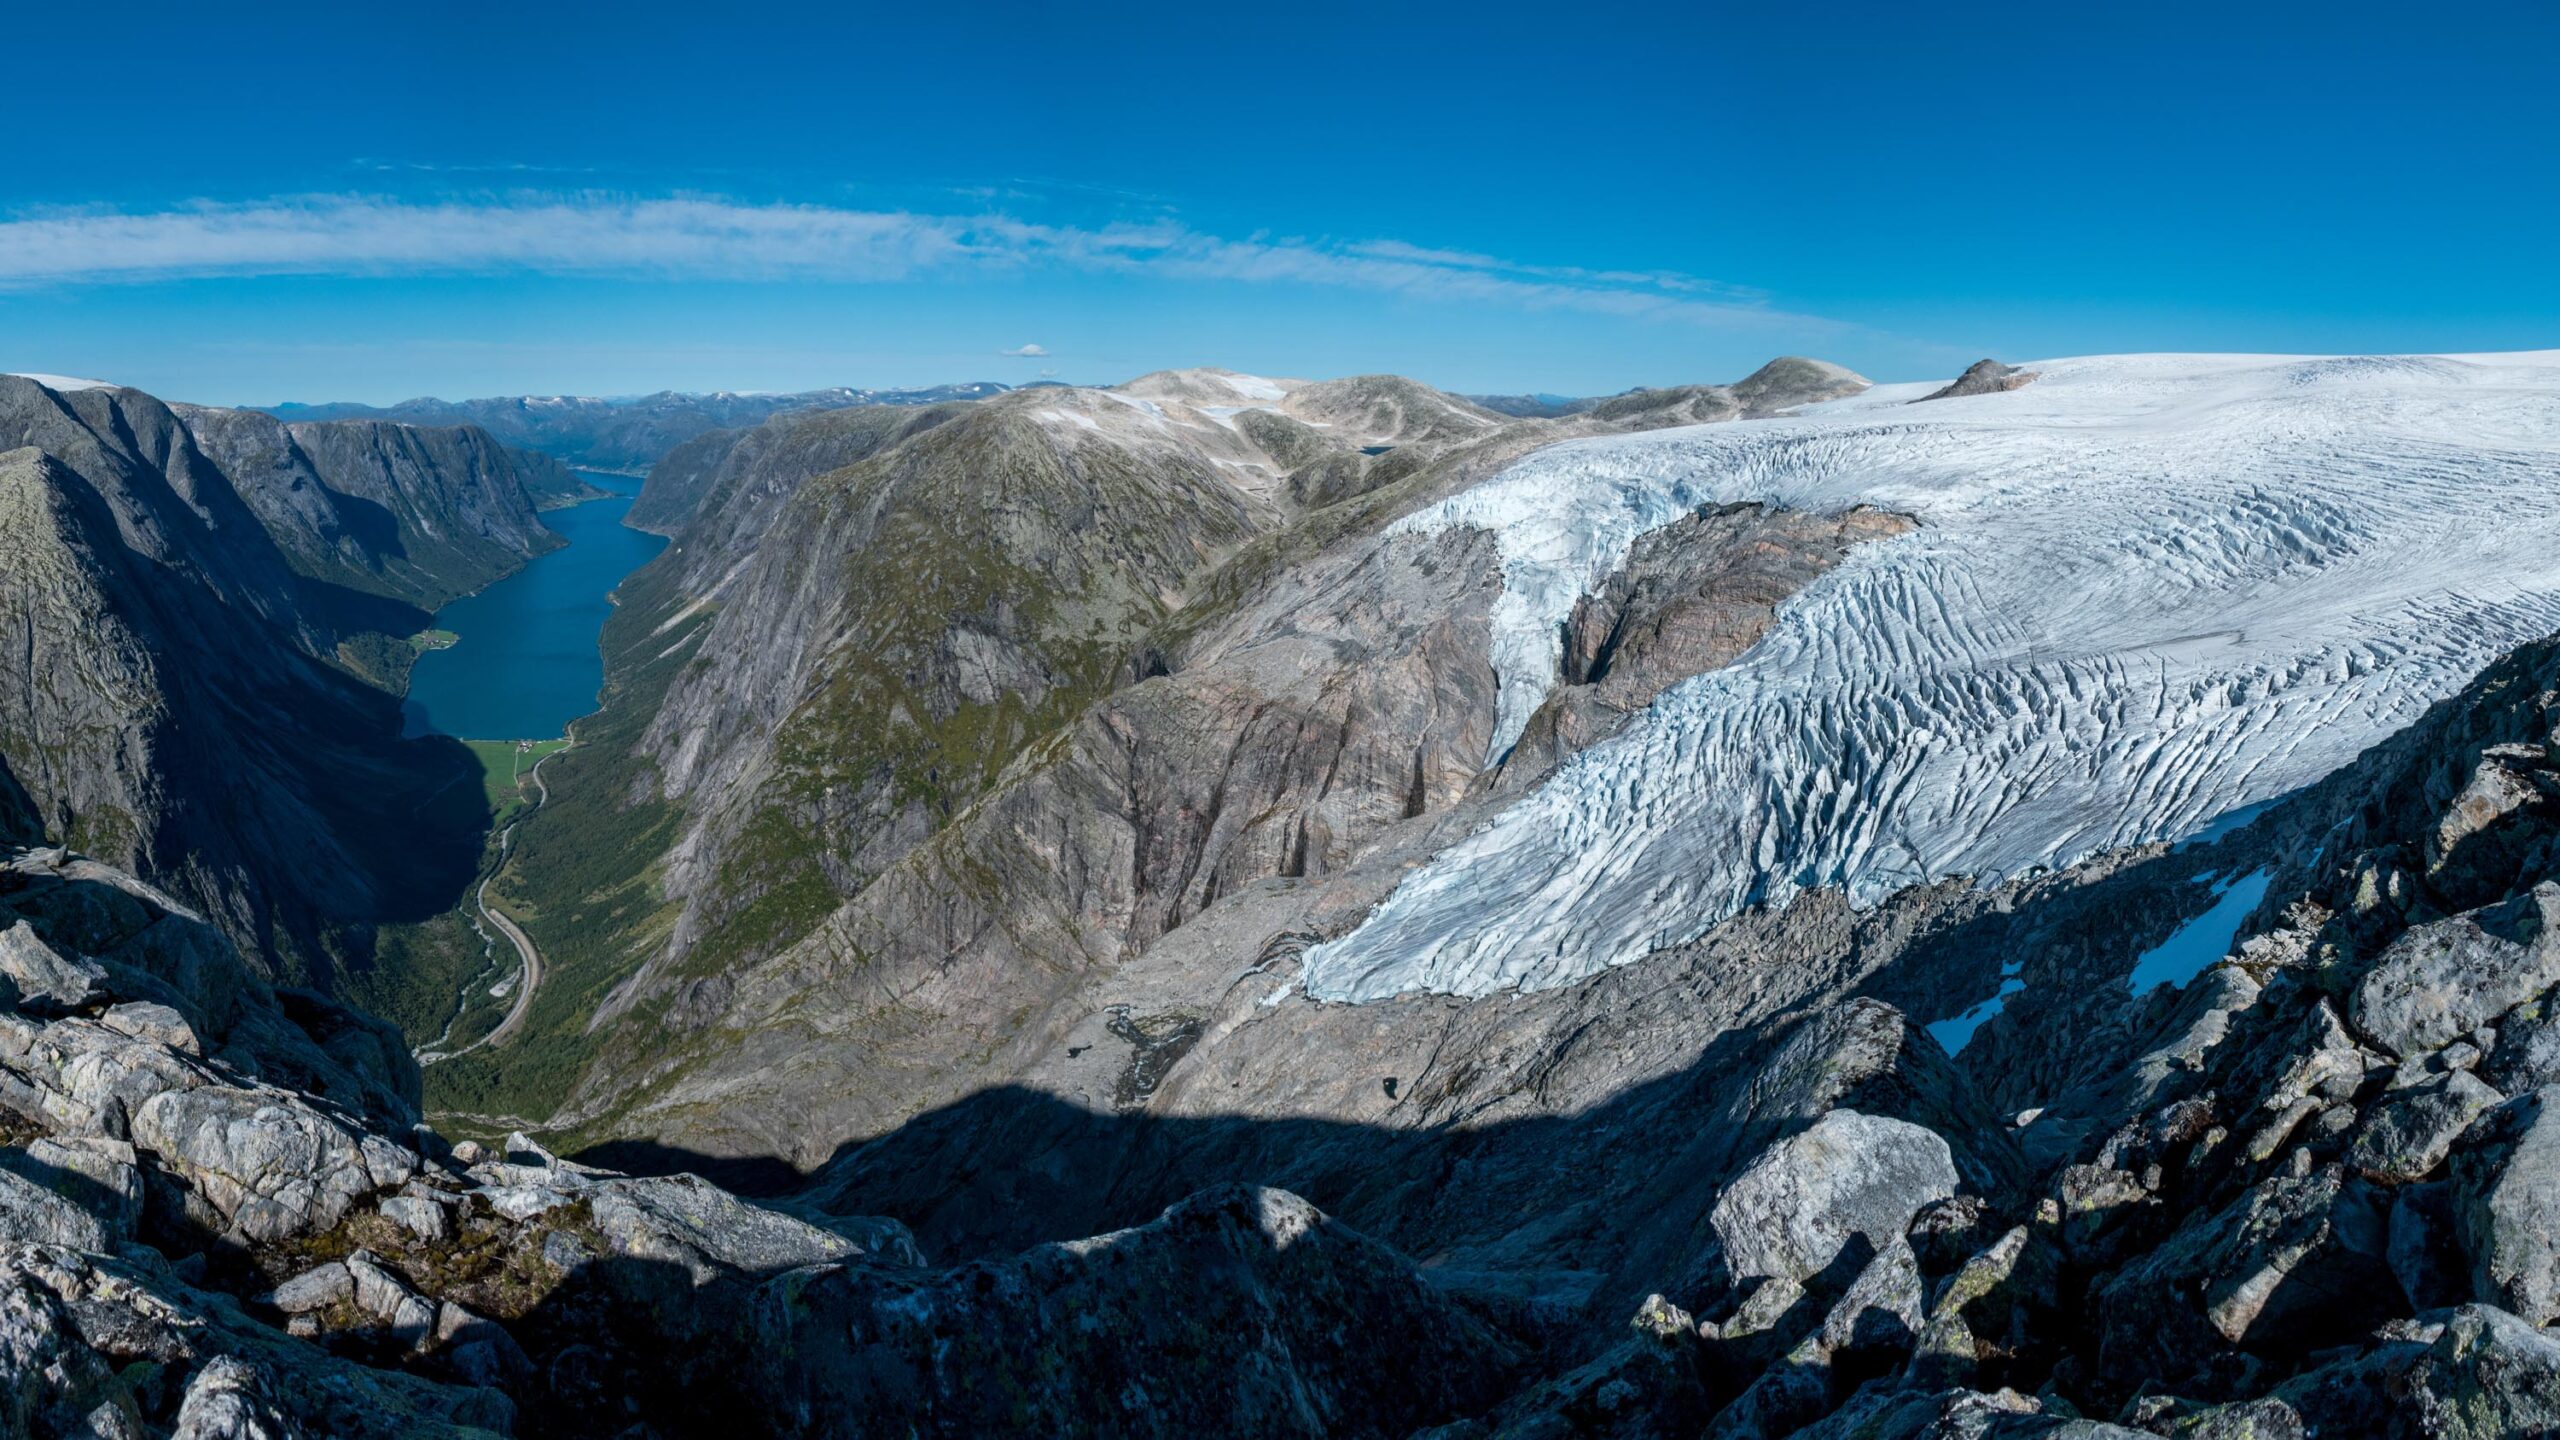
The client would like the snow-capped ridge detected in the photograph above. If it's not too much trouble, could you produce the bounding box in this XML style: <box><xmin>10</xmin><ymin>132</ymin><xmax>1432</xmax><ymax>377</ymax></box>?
<box><xmin>6</xmin><ymin>372</ymin><xmax>116</xmax><ymax>392</ymax></box>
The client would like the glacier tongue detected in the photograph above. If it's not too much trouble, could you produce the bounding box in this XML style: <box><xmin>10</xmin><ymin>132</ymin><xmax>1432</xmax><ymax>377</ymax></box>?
<box><xmin>1304</xmin><ymin>352</ymin><xmax>2560</xmax><ymax>1002</ymax></box>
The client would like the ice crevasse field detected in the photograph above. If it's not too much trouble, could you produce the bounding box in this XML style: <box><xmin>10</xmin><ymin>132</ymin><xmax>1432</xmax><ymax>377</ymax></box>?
<box><xmin>1301</xmin><ymin>351</ymin><xmax>2560</xmax><ymax>1002</ymax></box>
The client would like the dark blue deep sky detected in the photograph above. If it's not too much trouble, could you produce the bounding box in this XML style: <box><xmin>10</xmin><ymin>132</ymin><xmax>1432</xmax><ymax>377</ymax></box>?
<box><xmin>3</xmin><ymin>1</ymin><xmax>2552</xmax><ymax>402</ymax></box>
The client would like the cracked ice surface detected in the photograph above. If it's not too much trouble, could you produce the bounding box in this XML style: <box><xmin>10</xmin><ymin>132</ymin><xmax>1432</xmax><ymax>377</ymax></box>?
<box><xmin>1303</xmin><ymin>352</ymin><xmax>2560</xmax><ymax>1001</ymax></box>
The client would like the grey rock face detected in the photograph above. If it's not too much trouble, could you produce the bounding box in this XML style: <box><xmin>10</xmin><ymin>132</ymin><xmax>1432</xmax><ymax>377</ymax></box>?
<box><xmin>2348</xmin><ymin>1068</ymin><xmax>2501</xmax><ymax>1181</ymax></box>
<box><xmin>0</xmin><ymin>923</ymin><xmax>106</xmax><ymax>1014</ymax></box>
<box><xmin>167</xmin><ymin>1358</ymin><xmax>293</xmax><ymax>1440</ymax></box>
<box><xmin>2453</xmin><ymin>1087</ymin><xmax>2560</xmax><ymax>1324</ymax></box>
<box><xmin>2351</xmin><ymin>885</ymin><xmax>2560</xmax><ymax>1057</ymax></box>
<box><xmin>0</xmin><ymin>1242</ymin><xmax>508</xmax><ymax>1440</ymax></box>
<box><xmin>2098</xmin><ymin>1165</ymin><xmax>2394</xmax><ymax>1377</ymax></box>
<box><xmin>2485</xmin><ymin>989</ymin><xmax>2560</xmax><ymax>1091</ymax></box>
<box><xmin>0</xmin><ymin>1137</ymin><xmax>139</xmax><ymax>1243</ymax></box>
<box><xmin>2399</xmin><ymin>1304</ymin><xmax>2560</xmax><ymax>1437</ymax></box>
<box><xmin>129</xmin><ymin>1085</ymin><xmax>414</xmax><ymax>1242</ymax></box>
<box><xmin>581</xmin><ymin>1172</ymin><xmax>863</xmax><ymax>1284</ymax></box>
<box><xmin>175</xmin><ymin>402</ymin><xmax>564</xmax><ymax>613</ymax></box>
<box><xmin>1914</xmin><ymin>359</ymin><xmax>2038</xmax><ymax>403</ymax></box>
<box><xmin>0</xmin><ymin>1164</ymin><xmax>109</xmax><ymax>1249</ymax></box>
<box><xmin>266</xmin><ymin>1261</ymin><xmax>353</xmax><ymax>1314</ymax></box>
<box><xmin>1711</xmin><ymin>1111</ymin><xmax>1959</xmax><ymax>1287</ymax></box>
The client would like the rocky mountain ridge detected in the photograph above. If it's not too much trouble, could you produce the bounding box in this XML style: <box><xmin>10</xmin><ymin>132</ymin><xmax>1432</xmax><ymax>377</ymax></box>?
<box><xmin>266</xmin><ymin>383</ymin><xmax>1013</xmax><ymax>474</ymax></box>
<box><xmin>174</xmin><ymin>405</ymin><xmax>580</xmax><ymax>639</ymax></box>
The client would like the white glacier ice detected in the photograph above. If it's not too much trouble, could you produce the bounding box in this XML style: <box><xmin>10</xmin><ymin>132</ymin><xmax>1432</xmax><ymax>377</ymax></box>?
<box><xmin>1301</xmin><ymin>352</ymin><xmax>2560</xmax><ymax>1002</ymax></box>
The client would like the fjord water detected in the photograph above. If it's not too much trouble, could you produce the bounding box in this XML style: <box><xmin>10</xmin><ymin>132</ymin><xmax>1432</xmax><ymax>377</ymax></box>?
<box><xmin>402</xmin><ymin>472</ymin><xmax>667</xmax><ymax>740</ymax></box>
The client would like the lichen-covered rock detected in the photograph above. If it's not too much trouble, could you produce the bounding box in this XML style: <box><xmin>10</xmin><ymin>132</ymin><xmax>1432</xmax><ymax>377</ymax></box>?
<box><xmin>0</xmin><ymin>1155</ymin><xmax>113</xmax><ymax>1250</ymax></box>
<box><xmin>1711</xmin><ymin>1111</ymin><xmax>1959</xmax><ymax>1287</ymax></box>
<box><xmin>2351</xmin><ymin>886</ymin><xmax>2560</xmax><ymax>1057</ymax></box>
<box><xmin>379</xmin><ymin>1191</ymin><xmax>449</xmax><ymax>1243</ymax></box>
<box><xmin>2398</xmin><ymin>1303</ymin><xmax>2560</xmax><ymax>1437</ymax></box>
<box><xmin>97</xmin><ymin>1001</ymin><xmax>198</xmax><ymax>1054</ymax></box>
<box><xmin>0</xmin><ymin>922</ymin><xmax>106</xmax><ymax>1014</ymax></box>
<box><xmin>2347</xmin><ymin>1069</ymin><xmax>2501</xmax><ymax>1182</ymax></box>
<box><xmin>583</xmin><ymin>1173</ymin><xmax>865</xmax><ymax>1285</ymax></box>
<box><xmin>129</xmin><ymin>1085</ymin><xmax>413</xmax><ymax>1242</ymax></box>
<box><xmin>2096</xmin><ymin>1166</ymin><xmax>2394</xmax><ymax>1392</ymax></box>
<box><xmin>0</xmin><ymin>1243</ymin><xmax>510</xmax><ymax>1438</ymax></box>
<box><xmin>167</xmin><ymin>1357</ymin><xmax>293</xmax><ymax>1440</ymax></box>
<box><xmin>2484</xmin><ymin>989</ymin><xmax>2560</xmax><ymax>1092</ymax></box>
<box><xmin>2425</xmin><ymin>749</ymin><xmax>2559</xmax><ymax>909</ymax></box>
<box><xmin>2451</xmin><ymin>1087</ymin><xmax>2560</xmax><ymax>1324</ymax></box>
<box><xmin>266</xmin><ymin>1261</ymin><xmax>351</xmax><ymax>1315</ymax></box>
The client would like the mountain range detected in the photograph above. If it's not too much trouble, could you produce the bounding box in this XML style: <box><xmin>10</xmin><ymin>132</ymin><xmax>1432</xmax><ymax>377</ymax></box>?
<box><xmin>7</xmin><ymin>354</ymin><xmax>2560</xmax><ymax>1436</ymax></box>
<box><xmin>264</xmin><ymin>383</ymin><xmax>1014</xmax><ymax>474</ymax></box>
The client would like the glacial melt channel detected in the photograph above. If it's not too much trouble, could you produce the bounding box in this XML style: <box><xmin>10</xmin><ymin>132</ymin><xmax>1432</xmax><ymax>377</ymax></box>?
<box><xmin>1301</xmin><ymin>352</ymin><xmax>2560</xmax><ymax>1001</ymax></box>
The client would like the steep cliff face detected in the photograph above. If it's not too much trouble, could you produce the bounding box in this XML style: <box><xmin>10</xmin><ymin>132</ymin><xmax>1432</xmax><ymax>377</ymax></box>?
<box><xmin>177</xmin><ymin>404</ymin><xmax>566</xmax><ymax>615</ymax></box>
<box><xmin>0</xmin><ymin>378</ymin><xmax>322</xmax><ymax>651</ymax></box>
<box><xmin>0</xmin><ymin>445</ymin><xmax>485</xmax><ymax>982</ymax></box>
<box><xmin>0</xmin><ymin>378</ymin><xmax>546</xmax><ymax>982</ymax></box>
<box><xmin>623</xmin><ymin>390</ymin><xmax>1271</xmax><ymax>1004</ymax></box>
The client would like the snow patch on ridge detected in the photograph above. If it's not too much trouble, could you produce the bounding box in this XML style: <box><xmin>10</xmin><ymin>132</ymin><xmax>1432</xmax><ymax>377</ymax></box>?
<box><xmin>7</xmin><ymin>372</ymin><xmax>115</xmax><ymax>392</ymax></box>
<box><xmin>1303</xmin><ymin>352</ymin><xmax>2560</xmax><ymax>1002</ymax></box>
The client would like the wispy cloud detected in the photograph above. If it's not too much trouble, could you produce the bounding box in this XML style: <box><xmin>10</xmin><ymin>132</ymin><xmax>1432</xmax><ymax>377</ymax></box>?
<box><xmin>999</xmin><ymin>342</ymin><xmax>1049</xmax><ymax>357</ymax></box>
<box><xmin>0</xmin><ymin>195</ymin><xmax>1830</xmax><ymax>331</ymax></box>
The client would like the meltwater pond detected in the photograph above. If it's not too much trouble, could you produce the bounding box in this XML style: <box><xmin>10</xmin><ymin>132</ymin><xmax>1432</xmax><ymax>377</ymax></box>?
<box><xmin>402</xmin><ymin>473</ymin><xmax>667</xmax><ymax>741</ymax></box>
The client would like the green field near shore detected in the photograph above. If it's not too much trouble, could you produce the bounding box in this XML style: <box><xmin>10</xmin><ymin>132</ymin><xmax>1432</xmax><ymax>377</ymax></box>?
<box><xmin>463</xmin><ymin>738</ymin><xmax>568</xmax><ymax>822</ymax></box>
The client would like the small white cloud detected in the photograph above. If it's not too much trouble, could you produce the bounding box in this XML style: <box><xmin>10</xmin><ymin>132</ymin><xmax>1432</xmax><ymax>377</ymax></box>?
<box><xmin>1000</xmin><ymin>343</ymin><xmax>1049</xmax><ymax>358</ymax></box>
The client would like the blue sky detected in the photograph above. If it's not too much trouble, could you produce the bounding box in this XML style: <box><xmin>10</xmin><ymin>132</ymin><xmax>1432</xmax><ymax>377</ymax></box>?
<box><xmin>3</xmin><ymin>1</ymin><xmax>2553</xmax><ymax>405</ymax></box>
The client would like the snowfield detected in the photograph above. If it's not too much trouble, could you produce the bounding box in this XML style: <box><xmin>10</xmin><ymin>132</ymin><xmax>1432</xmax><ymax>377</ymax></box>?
<box><xmin>1301</xmin><ymin>352</ymin><xmax>2560</xmax><ymax>1002</ymax></box>
<box><xmin>6</xmin><ymin>372</ymin><xmax>116</xmax><ymax>391</ymax></box>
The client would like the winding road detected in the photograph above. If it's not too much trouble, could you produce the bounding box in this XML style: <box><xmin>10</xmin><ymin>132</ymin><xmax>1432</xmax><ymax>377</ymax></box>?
<box><xmin>421</xmin><ymin>746</ymin><xmax>560</xmax><ymax>1063</ymax></box>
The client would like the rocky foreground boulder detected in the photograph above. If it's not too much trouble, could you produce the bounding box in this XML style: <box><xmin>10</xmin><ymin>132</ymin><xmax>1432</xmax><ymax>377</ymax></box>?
<box><xmin>0</xmin><ymin>847</ymin><xmax>1533</xmax><ymax>1437</ymax></box>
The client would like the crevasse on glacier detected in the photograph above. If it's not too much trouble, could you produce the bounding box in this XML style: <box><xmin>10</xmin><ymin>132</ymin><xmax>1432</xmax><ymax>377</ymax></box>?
<box><xmin>1302</xmin><ymin>352</ymin><xmax>2560</xmax><ymax>1002</ymax></box>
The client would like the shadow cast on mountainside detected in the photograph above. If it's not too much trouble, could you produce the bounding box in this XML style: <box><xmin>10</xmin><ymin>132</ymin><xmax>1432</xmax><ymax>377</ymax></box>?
<box><xmin>0</xmin><ymin>754</ymin><xmax>39</xmax><ymax>845</ymax></box>
<box><xmin>291</xmin><ymin>575</ymin><xmax>435</xmax><ymax>643</ymax></box>
<box><xmin>572</xmin><ymin>1140</ymin><xmax>804</xmax><ymax>1197</ymax></box>
<box><xmin>574</xmin><ymin>835</ymin><xmax>2250</xmax><ymax>1335</ymax></box>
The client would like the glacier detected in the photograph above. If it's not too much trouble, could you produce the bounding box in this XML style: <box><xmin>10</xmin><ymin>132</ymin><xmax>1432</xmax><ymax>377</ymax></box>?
<box><xmin>1301</xmin><ymin>352</ymin><xmax>2560</xmax><ymax>1002</ymax></box>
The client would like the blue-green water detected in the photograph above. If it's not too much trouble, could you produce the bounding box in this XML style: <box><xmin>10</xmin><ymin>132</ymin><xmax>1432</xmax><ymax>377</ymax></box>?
<box><xmin>402</xmin><ymin>472</ymin><xmax>668</xmax><ymax>741</ymax></box>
